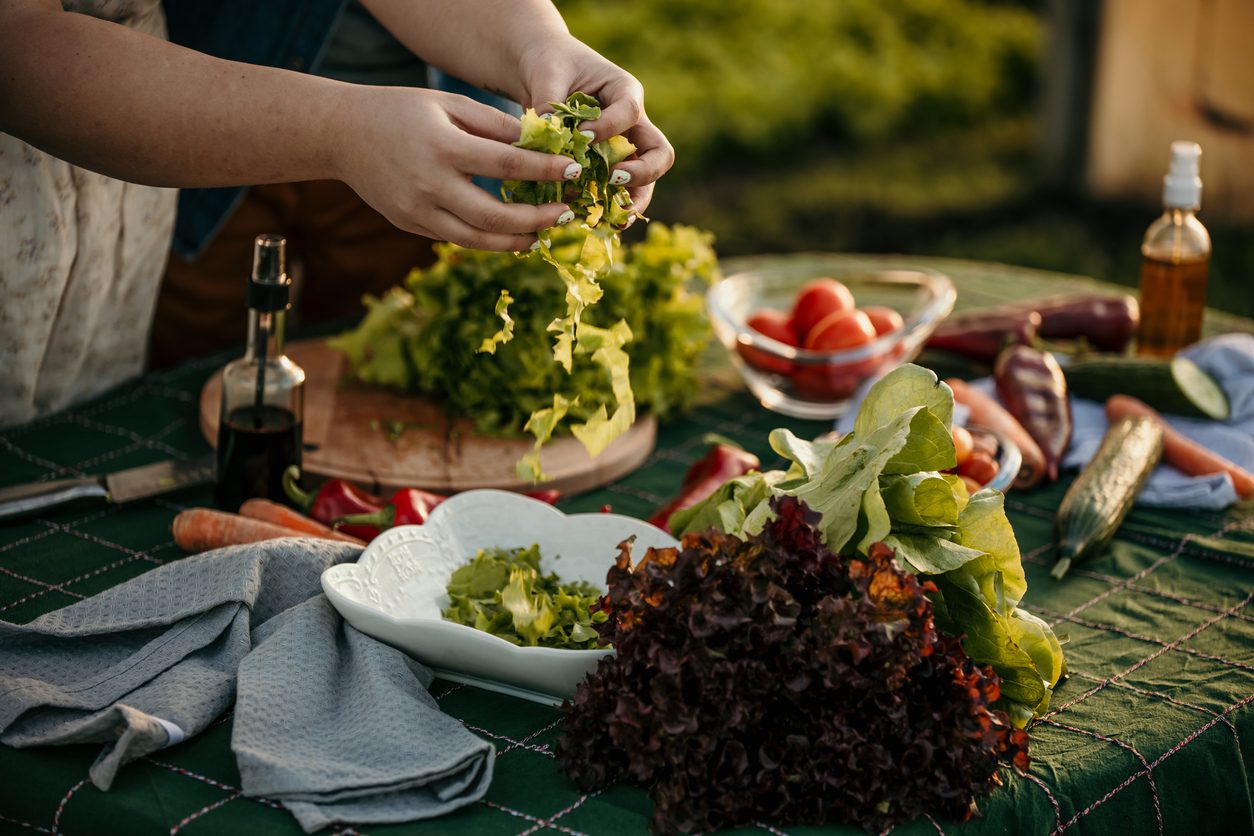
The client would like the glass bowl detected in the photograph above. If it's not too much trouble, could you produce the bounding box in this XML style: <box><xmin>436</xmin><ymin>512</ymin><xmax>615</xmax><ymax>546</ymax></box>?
<box><xmin>707</xmin><ymin>260</ymin><xmax>956</xmax><ymax>418</ymax></box>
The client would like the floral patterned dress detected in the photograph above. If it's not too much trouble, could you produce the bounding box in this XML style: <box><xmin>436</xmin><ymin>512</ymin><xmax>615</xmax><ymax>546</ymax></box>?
<box><xmin>0</xmin><ymin>1</ymin><xmax>178</xmax><ymax>428</ymax></box>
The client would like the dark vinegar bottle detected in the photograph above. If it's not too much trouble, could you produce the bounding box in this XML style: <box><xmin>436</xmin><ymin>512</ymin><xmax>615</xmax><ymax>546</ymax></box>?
<box><xmin>214</xmin><ymin>235</ymin><xmax>306</xmax><ymax>511</ymax></box>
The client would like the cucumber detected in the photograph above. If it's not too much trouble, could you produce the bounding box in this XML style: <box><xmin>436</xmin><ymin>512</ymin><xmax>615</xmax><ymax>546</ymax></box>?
<box><xmin>1051</xmin><ymin>416</ymin><xmax>1164</xmax><ymax>580</ymax></box>
<box><xmin>1064</xmin><ymin>356</ymin><xmax>1229</xmax><ymax>420</ymax></box>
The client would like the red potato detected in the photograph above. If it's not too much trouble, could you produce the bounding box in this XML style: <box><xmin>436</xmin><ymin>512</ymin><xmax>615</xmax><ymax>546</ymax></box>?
<box><xmin>862</xmin><ymin>306</ymin><xmax>905</xmax><ymax>336</ymax></box>
<box><xmin>1106</xmin><ymin>395</ymin><xmax>1254</xmax><ymax>499</ymax></box>
<box><xmin>789</xmin><ymin>278</ymin><xmax>856</xmax><ymax>342</ymax></box>
<box><xmin>804</xmin><ymin>309</ymin><xmax>877</xmax><ymax>352</ymax></box>
<box><xmin>946</xmin><ymin>378</ymin><xmax>1047</xmax><ymax>489</ymax></box>
<box><xmin>740</xmin><ymin>309</ymin><xmax>797</xmax><ymax>375</ymax></box>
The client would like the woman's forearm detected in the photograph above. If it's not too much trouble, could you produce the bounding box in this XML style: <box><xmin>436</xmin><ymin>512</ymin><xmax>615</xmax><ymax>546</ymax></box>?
<box><xmin>359</xmin><ymin>0</ymin><xmax>572</xmax><ymax>104</ymax></box>
<box><xmin>0</xmin><ymin>2</ymin><xmax>350</xmax><ymax>188</ymax></box>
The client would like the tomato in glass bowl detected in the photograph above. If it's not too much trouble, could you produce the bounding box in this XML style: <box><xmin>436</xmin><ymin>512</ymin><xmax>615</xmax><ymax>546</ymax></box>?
<box><xmin>707</xmin><ymin>257</ymin><xmax>956</xmax><ymax>419</ymax></box>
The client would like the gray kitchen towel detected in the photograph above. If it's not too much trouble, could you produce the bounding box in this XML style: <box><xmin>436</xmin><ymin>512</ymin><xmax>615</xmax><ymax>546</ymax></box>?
<box><xmin>0</xmin><ymin>537</ymin><xmax>495</xmax><ymax>831</ymax></box>
<box><xmin>234</xmin><ymin>596</ymin><xmax>494</xmax><ymax>832</ymax></box>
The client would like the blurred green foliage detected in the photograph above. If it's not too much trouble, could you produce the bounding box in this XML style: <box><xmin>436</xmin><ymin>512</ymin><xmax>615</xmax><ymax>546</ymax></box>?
<box><xmin>561</xmin><ymin>0</ymin><xmax>1041</xmax><ymax>174</ymax></box>
<box><xmin>558</xmin><ymin>0</ymin><xmax>1252</xmax><ymax>319</ymax></box>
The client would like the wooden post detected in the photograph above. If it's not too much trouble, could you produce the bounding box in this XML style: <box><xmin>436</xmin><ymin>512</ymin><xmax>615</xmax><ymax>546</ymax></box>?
<box><xmin>1085</xmin><ymin>0</ymin><xmax>1254</xmax><ymax>222</ymax></box>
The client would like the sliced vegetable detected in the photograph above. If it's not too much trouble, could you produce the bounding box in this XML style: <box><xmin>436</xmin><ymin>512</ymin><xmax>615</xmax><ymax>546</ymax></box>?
<box><xmin>237</xmin><ymin>498</ymin><xmax>365</xmax><ymax>545</ymax></box>
<box><xmin>1106</xmin><ymin>396</ymin><xmax>1254</xmax><ymax>499</ymax></box>
<box><xmin>946</xmin><ymin>378</ymin><xmax>1046</xmax><ymax>489</ymax></box>
<box><xmin>994</xmin><ymin>345</ymin><xmax>1072</xmax><ymax>482</ymax></box>
<box><xmin>173</xmin><ymin>508</ymin><xmax>340</xmax><ymax>553</ymax></box>
<box><xmin>1066</xmin><ymin>355</ymin><xmax>1230</xmax><ymax>420</ymax></box>
<box><xmin>1051</xmin><ymin>416</ymin><xmax>1164</xmax><ymax>579</ymax></box>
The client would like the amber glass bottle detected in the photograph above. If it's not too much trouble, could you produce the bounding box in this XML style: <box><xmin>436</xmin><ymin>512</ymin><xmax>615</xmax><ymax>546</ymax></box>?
<box><xmin>1136</xmin><ymin>142</ymin><xmax>1211</xmax><ymax>357</ymax></box>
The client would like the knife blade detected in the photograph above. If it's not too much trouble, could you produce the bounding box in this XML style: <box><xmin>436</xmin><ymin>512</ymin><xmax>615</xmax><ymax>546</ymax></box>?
<box><xmin>0</xmin><ymin>457</ymin><xmax>215</xmax><ymax>522</ymax></box>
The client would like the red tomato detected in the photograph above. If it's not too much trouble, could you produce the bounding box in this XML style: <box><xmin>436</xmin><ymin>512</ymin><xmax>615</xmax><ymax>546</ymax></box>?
<box><xmin>951</xmin><ymin>425</ymin><xmax>974</xmax><ymax>467</ymax></box>
<box><xmin>789</xmin><ymin>278</ymin><xmax>856</xmax><ymax>342</ymax></box>
<box><xmin>959</xmin><ymin>475</ymin><xmax>984</xmax><ymax>495</ymax></box>
<box><xmin>793</xmin><ymin>366</ymin><xmax>861</xmax><ymax>401</ymax></box>
<box><xmin>803</xmin><ymin>309</ymin><xmax>877</xmax><ymax>352</ymax></box>
<box><xmin>958</xmin><ymin>451</ymin><xmax>999</xmax><ymax>486</ymax></box>
<box><xmin>738</xmin><ymin>309</ymin><xmax>796</xmax><ymax>375</ymax></box>
<box><xmin>862</xmin><ymin>306</ymin><xmax>905</xmax><ymax>336</ymax></box>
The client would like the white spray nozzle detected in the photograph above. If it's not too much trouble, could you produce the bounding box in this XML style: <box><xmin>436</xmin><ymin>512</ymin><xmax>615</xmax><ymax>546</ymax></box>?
<box><xmin>1163</xmin><ymin>140</ymin><xmax>1202</xmax><ymax>209</ymax></box>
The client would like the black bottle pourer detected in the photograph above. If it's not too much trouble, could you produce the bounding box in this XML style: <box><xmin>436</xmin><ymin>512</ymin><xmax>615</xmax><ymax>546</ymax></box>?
<box><xmin>246</xmin><ymin>234</ymin><xmax>291</xmax><ymax>312</ymax></box>
<box><xmin>247</xmin><ymin>234</ymin><xmax>291</xmax><ymax>427</ymax></box>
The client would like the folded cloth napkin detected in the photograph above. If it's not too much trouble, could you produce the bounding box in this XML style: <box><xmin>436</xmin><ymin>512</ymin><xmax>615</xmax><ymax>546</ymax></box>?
<box><xmin>0</xmin><ymin>538</ymin><xmax>494</xmax><ymax>832</ymax></box>
<box><xmin>1061</xmin><ymin>333</ymin><xmax>1254</xmax><ymax>510</ymax></box>
<box><xmin>835</xmin><ymin>334</ymin><xmax>1254</xmax><ymax>510</ymax></box>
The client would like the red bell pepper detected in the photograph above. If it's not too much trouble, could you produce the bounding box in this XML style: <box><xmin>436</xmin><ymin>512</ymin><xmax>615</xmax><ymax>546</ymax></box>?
<box><xmin>334</xmin><ymin>486</ymin><xmax>561</xmax><ymax>541</ymax></box>
<box><xmin>648</xmin><ymin>442</ymin><xmax>761</xmax><ymax>533</ymax></box>
<box><xmin>335</xmin><ymin>487</ymin><xmax>448</xmax><ymax>534</ymax></box>
<box><xmin>283</xmin><ymin>466</ymin><xmax>384</xmax><ymax>523</ymax></box>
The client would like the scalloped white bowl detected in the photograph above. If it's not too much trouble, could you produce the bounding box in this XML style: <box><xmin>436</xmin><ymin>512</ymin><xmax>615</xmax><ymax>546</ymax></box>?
<box><xmin>321</xmin><ymin>489</ymin><xmax>680</xmax><ymax>704</ymax></box>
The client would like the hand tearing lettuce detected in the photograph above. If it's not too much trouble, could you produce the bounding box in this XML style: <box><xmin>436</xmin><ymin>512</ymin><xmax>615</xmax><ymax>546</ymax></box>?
<box><xmin>670</xmin><ymin>364</ymin><xmax>1067</xmax><ymax>725</ymax></box>
<box><xmin>500</xmin><ymin>93</ymin><xmax>642</xmax><ymax>479</ymax></box>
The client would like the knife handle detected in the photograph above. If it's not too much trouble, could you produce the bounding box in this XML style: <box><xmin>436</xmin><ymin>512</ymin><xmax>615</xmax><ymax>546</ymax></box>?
<box><xmin>0</xmin><ymin>478</ymin><xmax>108</xmax><ymax>522</ymax></box>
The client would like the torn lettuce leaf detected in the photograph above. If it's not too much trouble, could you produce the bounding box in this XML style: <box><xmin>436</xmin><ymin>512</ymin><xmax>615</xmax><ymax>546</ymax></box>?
<box><xmin>477</xmin><ymin>290</ymin><xmax>515</xmax><ymax>355</ymax></box>
<box><xmin>443</xmin><ymin>544</ymin><xmax>607</xmax><ymax>649</ymax></box>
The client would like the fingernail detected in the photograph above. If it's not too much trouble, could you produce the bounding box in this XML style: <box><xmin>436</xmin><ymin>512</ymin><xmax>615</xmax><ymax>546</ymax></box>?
<box><xmin>609</xmin><ymin>169</ymin><xmax>631</xmax><ymax>186</ymax></box>
<box><xmin>623</xmin><ymin>215</ymin><xmax>637</xmax><ymax>229</ymax></box>
<box><xmin>528</xmin><ymin>240</ymin><xmax>542</xmax><ymax>252</ymax></box>
<box><xmin>563</xmin><ymin>163</ymin><xmax>582</xmax><ymax>180</ymax></box>
<box><xmin>556</xmin><ymin>209</ymin><xmax>575</xmax><ymax>225</ymax></box>
<box><xmin>579</xmin><ymin>129</ymin><xmax>596</xmax><ymax>141</ymax></box>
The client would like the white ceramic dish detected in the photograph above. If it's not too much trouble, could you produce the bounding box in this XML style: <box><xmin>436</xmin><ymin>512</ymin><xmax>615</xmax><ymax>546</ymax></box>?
<box><xmin>321</xmin><ymin>490</ymin><xmax>680</xmax><ymax>705</ymax></box>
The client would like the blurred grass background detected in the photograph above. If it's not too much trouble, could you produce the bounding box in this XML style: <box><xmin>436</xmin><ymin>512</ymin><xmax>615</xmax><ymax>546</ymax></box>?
<box><xmin>560</xmin><ymin>0</ymin><xmax>1253</xmax><ymax>317</ymax></box>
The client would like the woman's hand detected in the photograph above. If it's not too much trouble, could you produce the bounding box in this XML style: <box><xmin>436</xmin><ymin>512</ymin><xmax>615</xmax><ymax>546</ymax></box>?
<box><xmin>516</xmin><ymin>35</ymin><xmax>675</xmax><ymax>215</ymax></box>
<box><xmin>336</xmin><ymin>86</ymin><xmax>581</xmax><ymax>251</ymax></box>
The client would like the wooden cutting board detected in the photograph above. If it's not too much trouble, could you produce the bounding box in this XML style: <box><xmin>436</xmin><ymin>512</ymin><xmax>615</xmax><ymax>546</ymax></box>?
<box><xmin>199</xmin><ymin>338</ymin><xmax>656</xmax><ymax>496</ymax></box>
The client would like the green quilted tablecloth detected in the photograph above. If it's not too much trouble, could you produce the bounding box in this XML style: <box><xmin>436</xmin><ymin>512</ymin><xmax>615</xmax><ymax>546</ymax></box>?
<box><xmin>2</xmin><ymin>258</ymin><xmax>1252</xmax><ymax>836</ymax></box>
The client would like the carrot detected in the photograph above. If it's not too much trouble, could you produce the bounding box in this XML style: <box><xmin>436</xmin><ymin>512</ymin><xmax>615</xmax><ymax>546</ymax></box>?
<box><xmin>1105</xmin><ymin>395</ymin><xmax>1254</xmax><ymax>499</ymax></box>
<box><xmin>173</xmin><ymin>508</ymin><xmax>357</xmax><ymax>554</ymax></box>
<box><xmin>238</xmin><ymin>498</ymin><xmax>365</xmax><ymax>545</ymax></box>
<box><xmin>946</xmin><ymin>378</ymin><xmax>1047</xmax><ymax>489</ymax></box>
